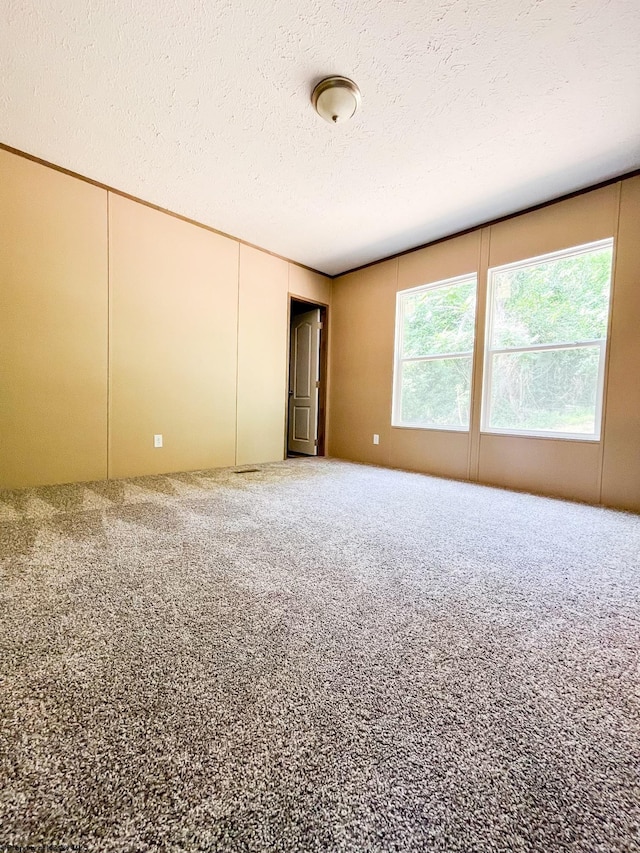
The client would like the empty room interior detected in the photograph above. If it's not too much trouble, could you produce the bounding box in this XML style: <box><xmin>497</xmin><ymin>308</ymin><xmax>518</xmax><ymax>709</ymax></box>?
<box><xmin>1</xmin><ymin>1</ymin><xmax>639</xmax><ymax>851</ymax></box>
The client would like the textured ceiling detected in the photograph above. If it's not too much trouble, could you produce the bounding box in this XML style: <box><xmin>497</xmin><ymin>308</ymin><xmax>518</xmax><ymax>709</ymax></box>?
<box><xmin>2</xmin><ymin>0</ymin><xmax>639</xmax><ymax>275</ymax></box>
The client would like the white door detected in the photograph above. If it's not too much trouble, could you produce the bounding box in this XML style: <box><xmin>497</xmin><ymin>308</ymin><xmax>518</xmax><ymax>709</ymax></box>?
<box><xmin>288</xmin><ymin>308</ymin><xmax>321</xmax><ymax>455</ymax></box>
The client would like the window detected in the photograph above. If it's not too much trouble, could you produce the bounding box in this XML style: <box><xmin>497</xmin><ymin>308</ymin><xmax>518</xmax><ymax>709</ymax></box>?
<box><xmin>482</xmin><ymin>239</ymin><xmax>614</xmax><ymax>440</ymax></box>
<box><xmin>393</xmin><ymin>274</ymin><xmax>477</xmax><ymax>430</ymax></box>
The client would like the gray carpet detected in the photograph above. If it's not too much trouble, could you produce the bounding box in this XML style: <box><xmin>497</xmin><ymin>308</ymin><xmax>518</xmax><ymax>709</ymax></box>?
<box><xmin>0</xmin><ymin>459</ymin><xmax>639</xmax><ymax>853</ymax></box>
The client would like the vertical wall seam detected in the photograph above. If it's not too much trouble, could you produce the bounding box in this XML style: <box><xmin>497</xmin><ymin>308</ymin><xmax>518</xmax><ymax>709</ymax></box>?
<box><xmin>477</xmin><ymin>225</ymin><xmax>491</xmax><ymax>482</ymax></box>
<box><xmin>388</xmin><ymin>257</ymin><xmax>400</xmax><ymax>469</ymax></box>
<box><xmin>597</xmin><ymin>181</ymin><xmax>623</xmax><ymax>505</ymax></box>
<box><xmin>106</xmin><ymin>191</ymin><xmax>111</xmax><ymax>480</ymax></box>
<box><xmin>284</xmin><ymin>263</ymin><xmax>291</xmax><ymax>461</ymax></box>
<box><xmin>468</xmin><ymin>227</ymin><xmax>490</xmax><ymax>482</ymax></box>
<box><xmin>326</xmin><ymin>273</ymin><xmax>334</xmax><ymax>456</ymax></box>
<box><xmin>234</xmin><ymin>242</ymin><xmax>241</xmax><ymax>466</ymax></box>
<box><xmin>467</xmin><ymin>233</ymin><xmax>483</xmax><ymax>480</ymax></box>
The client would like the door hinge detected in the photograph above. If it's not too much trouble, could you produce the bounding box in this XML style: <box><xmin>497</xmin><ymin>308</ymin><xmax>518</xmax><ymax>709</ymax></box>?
<box><xmin>317</xmin><ymin>322</ymin><xmax>324</xmax><ymax>330</ymax></box>
<box><xmin>315</xmin><ymin>380</ymin><xmax>320</xmax><ymax>389</ymax></box>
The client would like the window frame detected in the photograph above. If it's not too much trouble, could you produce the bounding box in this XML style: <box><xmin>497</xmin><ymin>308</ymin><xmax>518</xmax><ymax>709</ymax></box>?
<box><xmin>481</xmin><ymin>238</ymin><xmax>614</xmax><ymax>442</ymax></box>
<box><xmin>392</xmin><ymin>272</ymin><xmax>478</xmax><ymax>432</ymax></box>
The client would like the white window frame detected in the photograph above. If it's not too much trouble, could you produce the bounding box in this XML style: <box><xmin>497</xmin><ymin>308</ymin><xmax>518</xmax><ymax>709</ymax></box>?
<box><xmin>392</xmin><ymin>272</ymin><xmax>477</xmax><ymax>431</ymax></box>
<box><xmin>481</xmin><ymin>238</ymin><xmax>614</xmax><ymax>442</ymax></box>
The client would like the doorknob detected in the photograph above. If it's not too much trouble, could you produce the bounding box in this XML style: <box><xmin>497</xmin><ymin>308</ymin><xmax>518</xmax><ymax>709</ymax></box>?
<box><xmin>288</xmin><ymin>390</ymin><xmax>294</xmax><ymax>396</ymax></box>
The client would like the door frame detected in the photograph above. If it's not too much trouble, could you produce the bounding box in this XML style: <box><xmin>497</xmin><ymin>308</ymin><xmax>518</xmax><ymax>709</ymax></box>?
<box><xmin>286</xmin><ymin>295</ymin><xmax>329</xmax><ymax>457</ymax></box>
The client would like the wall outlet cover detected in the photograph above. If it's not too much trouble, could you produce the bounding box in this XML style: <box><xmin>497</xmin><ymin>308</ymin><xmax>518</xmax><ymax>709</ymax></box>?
<box><xmin>154</xmin><ymin>434</ymin><xmax>163</xmax><ymax>448</ymax></box>
<box><xmin>373</xmin><ymin>434</ymin><xmax>380</xmax><ymax>445</ymax></box>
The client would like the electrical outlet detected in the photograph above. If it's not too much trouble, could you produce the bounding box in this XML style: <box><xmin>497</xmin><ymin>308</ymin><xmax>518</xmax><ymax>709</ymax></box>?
<box><xmin>373</xmin><ymin>434</ymin><xmax>380</xmax><ymax>445</ymax></box>
<box><xmin>154</xmin><ymin>434</ymin><xmax>163</xmax><ymax>448</ymax></box>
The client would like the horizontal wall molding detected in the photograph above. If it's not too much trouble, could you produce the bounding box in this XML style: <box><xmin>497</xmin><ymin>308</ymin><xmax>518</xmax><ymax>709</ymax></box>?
<box><xmin>336</xmin><ymin>168</ymin><xmax>640</xmax><ymax>279</ymax></box>
<box><xmin>4</xmin><ymin>141</ymin><xmax>637</xmax><ymax>281</ymax></box>
<box><xmin>0</xmin><ymin>141</ymin><xmax>326</xmax><ymax>279</ymax></box>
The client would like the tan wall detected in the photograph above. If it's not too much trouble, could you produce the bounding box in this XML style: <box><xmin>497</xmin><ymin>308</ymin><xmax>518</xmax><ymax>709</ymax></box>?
<box><xmin>288</xmin><ymin>264</ymin><xmax>332</xmax><ymax>307</ymax></box>
<box><xmin>329</xmin><ymin>178</ymin><xmax>640</xmax><ymax>511</ymax></box>
<box><xmin>0</xmin><ymin>148</ymin><xmax>332</xmax><ymax>488</ymax></box>
<box><xmin>477</xmin><ymin>184</ymin><xmax>620</xmax><ymax>503</ymax></box>
<box><xmin>236</xmin><ymin>246</ymin><xmax>289</xmax><ymax>465</ymax></box>
<box><xmin>396</xmin><ymin>230</ymin><xmax>483</xmax><ymax>481</ymax></box>
<box><xmin>487</xmin><ymin>185</ymin><xmax>619</xmax><ymax>268</ymax></box>
<box><xmin>601</xmin><ymin>177</ymin><xmax>640</xmax><ymax>512</ymax></box>
<box><xmin>477</xmin><ymin>435</ymin><xmax>602</xmax><ymax>504</ymax></box>
<box><xmin>328</xmin><ymin>259</ymin><xmax>397</xmax><ymax>466</ymax></box>
<box><xmin>3</xmin><ymin>141</ymin><xmax>637</xmax><ymax>507</ymax></box>
<box><xmin>108</xmin><ymin>194</ymin><xmax>239</xmax><ymax>478</ymax></box>
<box><xmin>0</xmin><ymin>150</ymin><xmax>108</xmax><ymax>489</ymax></box>
<box><xmin>329</xmin><ymin>234</ymin><xmax>482</xmax><ymax>480</ymax></box>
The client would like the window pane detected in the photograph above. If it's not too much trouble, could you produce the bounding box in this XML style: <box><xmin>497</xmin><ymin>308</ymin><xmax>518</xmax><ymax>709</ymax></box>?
<box><xmin>402</xmin><ymin>279</ymin><xmax>476</xmax><ymax>358</ymax></box>
<box><xmin>487</xmin><ymin>346</ymin><xmax>601</xmax><ymax>435</ymax></box>
<box><xmin>491</xmin><ymin>246</ymin><xmax>612</xmax><ymax>348</ymax></box>
<box><xmin>400</xmin><ymin>357</ymin><xmax>472</xmax><ymax>428</ymax></box>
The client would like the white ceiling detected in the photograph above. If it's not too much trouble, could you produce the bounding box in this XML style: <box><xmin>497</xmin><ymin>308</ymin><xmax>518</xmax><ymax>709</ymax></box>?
<box><xmin>2</xmin><ymin>1</ymin><xmax>639</xmax><ymax>276</ymax></box>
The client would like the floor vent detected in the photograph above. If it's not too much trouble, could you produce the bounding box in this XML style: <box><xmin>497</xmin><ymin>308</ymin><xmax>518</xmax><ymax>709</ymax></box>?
<box><xmin>232</xmin><ymin>468</ymin><xmax>261</xmax><ymax>474</ymax></box>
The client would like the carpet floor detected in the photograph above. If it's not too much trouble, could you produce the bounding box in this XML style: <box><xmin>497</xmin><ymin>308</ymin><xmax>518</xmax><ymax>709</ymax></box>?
<box><xmin>0</xmin><ymin>458</ymin><xmax>639</xmax><ymax>852</ymax></box>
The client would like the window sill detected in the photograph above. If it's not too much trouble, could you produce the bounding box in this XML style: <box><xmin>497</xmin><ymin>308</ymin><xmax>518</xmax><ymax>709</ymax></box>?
<box><xmin>391</xmin><ymin>423</ymin><xmax>470</xmax><ymax>434</ymax></box>
<box><xmin>480</xmin><ymin>428</ymin><xmax>600</xmax><ymax>443</ymax></box>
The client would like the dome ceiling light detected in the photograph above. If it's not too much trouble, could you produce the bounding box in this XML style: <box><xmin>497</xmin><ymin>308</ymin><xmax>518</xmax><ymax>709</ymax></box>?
<box><xmin>311</xmin><ymin>76</ymin><xmax>362</xmax><ymax>125</ymax></box>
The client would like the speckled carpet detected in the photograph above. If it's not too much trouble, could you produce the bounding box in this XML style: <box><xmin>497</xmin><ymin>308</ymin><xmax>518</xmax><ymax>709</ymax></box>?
<box><xmin>0</xmin><ymin>459</ymin><xmax>639</xmax><ymax>853</ymax></box>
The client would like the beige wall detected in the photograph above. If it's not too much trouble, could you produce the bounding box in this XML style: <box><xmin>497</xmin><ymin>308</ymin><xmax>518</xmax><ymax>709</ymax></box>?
<box><xmin>3</xmin><ymin>143</ymin><xmax>637</xmax><ymax>509</ymax></box>
<box><xmin>328</xmin><ymin>234</ymin><xmax>482</xmax><ymax>480</ymax></box>
<box><xmin>0</xmin><ymin>150</ymin><xmax>108</xmax><ymax>489</ymax></box>
<box><xmin>329</xmin><ymin>178</ymin><xmax>640</xmax><ymax>512</ymax></box>
<box><xmin>601</xmin><ymin>177</ymin><xmax>640</xmax><ymax>512</ymax></box>
<box><xmin>329</xmin><ymin>259</ymin><xmax>397</xmax><ymax>466</ymax></box>
<box><xmin>288</xmin><ymin>264</ymin><xmax>332</xmax><ymax>307</ymax></box>
<box><xmin>476</xmin><ymin>185</ymin><xmax>620</xmax><ymax>503</ymax></box>
<box><xmin>108</xmin><ymin>194</ymin><xmax>239</xmax><ymax>478</ymax></box>
<box><xmin>0</xmin><ymin>148</ymin><xmax>331</xmax><ymax>488</ymax></box>
<box><xmin>236</xmin><ymin>246</ymin><xmax>289</xmax><ymax>466</ymax></box>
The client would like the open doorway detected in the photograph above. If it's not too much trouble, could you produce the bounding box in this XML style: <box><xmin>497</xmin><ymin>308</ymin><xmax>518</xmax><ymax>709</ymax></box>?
<box><xmin>287</xmin><ymin>297</ymin><xmax>328</xmax><ymax>457</ymax></box>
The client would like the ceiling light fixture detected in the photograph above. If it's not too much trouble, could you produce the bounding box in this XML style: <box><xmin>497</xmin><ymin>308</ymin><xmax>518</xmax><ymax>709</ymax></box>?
<box><xmin>311</xmin><ymin>76</ymin><xmax>362</xmax><ymax>125</ymax></box>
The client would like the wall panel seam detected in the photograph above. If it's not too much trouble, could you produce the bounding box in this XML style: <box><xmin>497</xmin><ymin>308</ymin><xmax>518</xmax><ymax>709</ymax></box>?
<box><xmin>468</xmin><ymin>228</ymin><xmax>490</xmax><ymax>482</ymax></box>
<box><xmin>467</xmin><ymin>232</ymin><xmax>482</xmax><ymax>481</ymax></box>
<box><xmin>234</xmin><ymin>243</ymin><xmax>241</xmax><ymax>467</ymax></box>
<box><xmin>284</xmin><ymin>263</ymin><xmax>291</xmax><ymax>461</ymax></box>
<box><xmin>479</xmin><ymin>226</ymin><xmax>491</xmax><ymax>482</ymax></box>
<box><xmin>598</xmin><ymin>181</ymin><xmax>623</xmax><ymax>504</ymax></box>
<box><xmin>106</xmin><ymin>191</ymin><xmax>111</xmax><ymax>480</ymax></box>
<box><xmin>390</xmin><ymin>258</ymin><xmax>399</xmax><ymax>468</ymax></box>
